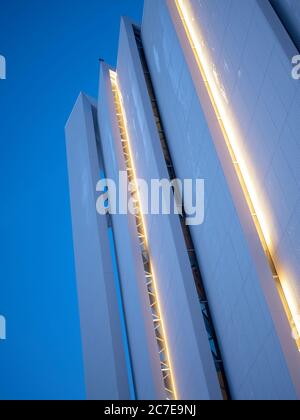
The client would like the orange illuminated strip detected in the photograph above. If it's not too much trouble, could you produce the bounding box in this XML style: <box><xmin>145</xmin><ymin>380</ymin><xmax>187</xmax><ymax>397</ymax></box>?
<box><xmin>109</xmin><ymin>70</ymin><xmax>178</xmax><ymax>399</ymax></box>
<box><xmin>174</xmin><ymin>0</ymin><xmax>300</xmax><ymax>350</ymax></box>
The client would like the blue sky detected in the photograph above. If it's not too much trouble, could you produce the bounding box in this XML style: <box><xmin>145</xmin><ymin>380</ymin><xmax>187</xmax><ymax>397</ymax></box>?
<box><xmin>0</xmin><ymin>0</ymin><xmax>143</xmax><ymax>400</ymax></box>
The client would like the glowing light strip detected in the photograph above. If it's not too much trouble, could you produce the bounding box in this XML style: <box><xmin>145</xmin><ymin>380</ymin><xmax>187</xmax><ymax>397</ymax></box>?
<box><xmin>175</xmin><ymin>0</ymin><xmax>300</xmax><ymax>350</ymax></box>
<box><xmin>109</xmin><ymin>70</ymin><xmax>178</xmax><ymax>399</ymax></box>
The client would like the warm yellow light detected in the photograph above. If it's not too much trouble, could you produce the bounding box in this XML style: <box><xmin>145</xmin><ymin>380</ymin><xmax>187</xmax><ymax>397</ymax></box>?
<box><xmin>281</xmin><ymin>277</ymin><xmax>300</xmax><ymax>347</ymax></box>
<box><xmin>109</xmin><ymin>70</ymin><xmax>178</xmax><ymax>399</ymax></box>
<box><xmin>175</xmin><ymin>0</ymin><xmax>300</xmax><ymax>349</ymax></box>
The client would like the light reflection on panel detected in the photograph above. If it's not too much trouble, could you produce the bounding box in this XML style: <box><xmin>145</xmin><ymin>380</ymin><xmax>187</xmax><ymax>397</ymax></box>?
<box><xmin>109</xmin><ymin>70</ymin><xmax>177</xmax><ymax>400</ymax></box>
<box><xmin>174</xmin><ymin>0</ymin><xmax>300</xmax><ymax>350</ymax></box>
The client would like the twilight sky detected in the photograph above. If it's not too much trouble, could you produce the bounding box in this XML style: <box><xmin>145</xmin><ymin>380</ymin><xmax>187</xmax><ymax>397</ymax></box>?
<box><xmin>0</xmin><ymin>0</ymin><xmax>143</xmax><ymax>400</ymax></box>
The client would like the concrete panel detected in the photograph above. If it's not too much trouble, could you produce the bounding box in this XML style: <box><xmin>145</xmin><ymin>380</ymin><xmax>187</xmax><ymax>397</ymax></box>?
<box><xmin>98</xmin><ymin>63</ymin><xmax>166</xmax><ymax>400</ymax></box>
<box><xmin>117</xmin><ymin>17</ymin><xmax>222</xmax><ymax>400</ymax></box>
<box><xmin>65</xmin><ymin>94</ymin><xmax>130</xmax><ymax>400</ymax></box>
